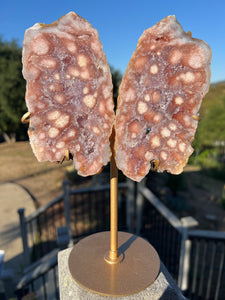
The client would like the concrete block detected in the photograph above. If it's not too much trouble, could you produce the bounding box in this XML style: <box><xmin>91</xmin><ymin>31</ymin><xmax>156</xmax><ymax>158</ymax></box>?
<box><xmin>58</xmin><ymin>247</ymin><xmax>186</xmax><ymax>300</ymax></box>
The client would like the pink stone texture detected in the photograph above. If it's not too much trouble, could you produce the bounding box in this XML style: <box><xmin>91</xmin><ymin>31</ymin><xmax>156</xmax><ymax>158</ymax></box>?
<box><xmin>22</xmin><ymin>12</ymin><xmax>115</xmax><ymax>176</ymax></box>
<box><xmin>115</xmin><ymin>15</ymin><xmax>212</xmax><ymax>181</ymax></box>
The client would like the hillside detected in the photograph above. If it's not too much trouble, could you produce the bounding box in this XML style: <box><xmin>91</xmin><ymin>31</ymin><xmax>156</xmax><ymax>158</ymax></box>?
<box><xmin>0</xmin><ymin>142</ymin><xmax>91</xmax><ymax>207</ymax></box>
<box><xmin>0</xmin><ymin>140</ymin><xmax>224</xmax><ymax>231</ymax></box>
<box><xmin>194</xmin><ymin>81</ymin><xmax>225</xmax><ymax>149</ymax></box>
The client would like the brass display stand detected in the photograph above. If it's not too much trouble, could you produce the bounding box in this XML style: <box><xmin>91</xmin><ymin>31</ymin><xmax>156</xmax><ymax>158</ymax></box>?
<box><xmin>68</xmin><ymin>137</ymin><xmax>160</xmax><ymax>296</ymax></box>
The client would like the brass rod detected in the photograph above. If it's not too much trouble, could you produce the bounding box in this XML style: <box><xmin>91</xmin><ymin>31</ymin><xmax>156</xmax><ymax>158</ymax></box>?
<box><xmin>109</xmin><ymin>154</ymin><xmax>119</xmax><ymax>261</ymax></box>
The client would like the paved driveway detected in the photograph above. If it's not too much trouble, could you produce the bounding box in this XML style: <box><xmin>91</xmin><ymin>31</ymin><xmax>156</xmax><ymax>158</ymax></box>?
<box><xmin>0</xmin><ymin>182</ymin><xmax>35</xmax><ymax>282</ymax></box>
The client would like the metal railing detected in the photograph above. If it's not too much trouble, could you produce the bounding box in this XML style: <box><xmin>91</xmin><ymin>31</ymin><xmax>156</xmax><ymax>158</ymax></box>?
<box><xmin>16</xmin><ymin>181</ymin><xmax>130</xmax><ymax>299</ymax></box>
<box><xmin>17</xmin><ymin>180</ymin><xmax>225</xmax><ymax>300</ymax></box>
<box><xmin>136</xmin><ymin>184</ymin><xmax>184</xmax><ymax>282</ymax></box>
<box><xmin>185</xmin><ymin>230</ymin><xmax>225</xmax><ymax>300</ymax></box>
<box><xmin>18</xmin><ymin>193</ymin><xmax>65</xmax><ymax>264</ymax></box>
<box><xmin>136</xmin><ymin>183</ymin><xmax>225</xmax><ymax>300</ymax></box>
<box><xmin>15</xmin><ymin>249</ymin><xmax>59</xmax><ymax>300</ymax></box>
<box><xmin>65</xmin><ymin>182</ymin><xmax>128</xmax><ymax>242</ymax></box>
<box><xmin>18</xmin><ymin>181</ymin><xmax>128</xmax><ymax>265</ymax></box>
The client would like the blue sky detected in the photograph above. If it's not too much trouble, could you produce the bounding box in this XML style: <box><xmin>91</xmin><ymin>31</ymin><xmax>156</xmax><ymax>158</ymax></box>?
<box><xmin>1</xmin><ymin>0</ymin><xmax>224</xmax><ymax>83</ymax></box>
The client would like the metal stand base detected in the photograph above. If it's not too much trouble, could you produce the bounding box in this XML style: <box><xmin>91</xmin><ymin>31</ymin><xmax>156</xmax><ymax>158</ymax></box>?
<box><xmin>68</xmin><ymin>231</ymin><xmax>160</xmax><ymax>297</ymax></box>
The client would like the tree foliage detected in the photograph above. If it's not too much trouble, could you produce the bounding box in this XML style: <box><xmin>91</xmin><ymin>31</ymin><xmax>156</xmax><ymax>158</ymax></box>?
<box><xmin>0</xmin><ymin>37</ymin><xmax>26</xmax><ymax>142</ymax></box>
<box><xmin>193</xmin><ymin>82</ymin><xmax>225</xmax><ymax>150</ymax></box>
<box><xmin>110</xmin><ymin>65</ymin><xmax>122</xmax><ymax>109</ymax></box>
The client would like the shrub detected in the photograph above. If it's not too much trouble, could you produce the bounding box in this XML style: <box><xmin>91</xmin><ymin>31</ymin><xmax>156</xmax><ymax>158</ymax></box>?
<box><xmin>218</xmin><ymin>185</ymin><xmax>225</xmax><ymax>210</ymax></box>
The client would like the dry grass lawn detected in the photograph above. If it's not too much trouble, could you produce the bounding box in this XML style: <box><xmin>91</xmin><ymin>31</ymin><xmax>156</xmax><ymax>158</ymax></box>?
<box><xmin>0</xmin><ymin>141</ymin><xmax>224</xmax><ymax>230</ymax></box>
<box><xmin>0</xmin><ymin>141</ymin><xmax>73</xmax><ymax>206</ymax></box>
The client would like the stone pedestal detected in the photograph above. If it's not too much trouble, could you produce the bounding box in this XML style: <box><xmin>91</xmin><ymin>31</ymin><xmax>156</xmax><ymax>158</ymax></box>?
<box><xmin>58</xmin><ymin>247</ymin><xmax>186</xmax><ymax>300</ymax></box>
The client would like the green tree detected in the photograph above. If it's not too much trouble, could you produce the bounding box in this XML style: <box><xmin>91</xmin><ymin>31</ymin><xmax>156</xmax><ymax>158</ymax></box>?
<box><xmin>110</xmin><ymin>65</ymin><xmax>122</xmax><ymax>109</ymax></box>
<box><xmin>193</xmin><ymin>82</ymin><xmax>225</xmax><ymax>150</ymax></box>
<box><xmin>0</xmin><ymin>37</ymin><xmax>26</xmax><ymax>142</ymax></box>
